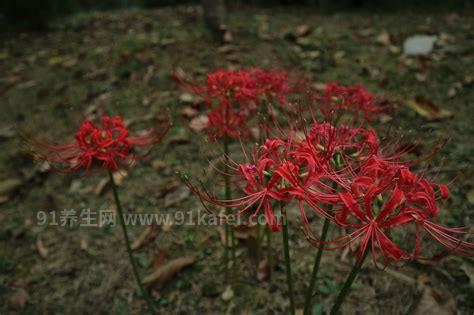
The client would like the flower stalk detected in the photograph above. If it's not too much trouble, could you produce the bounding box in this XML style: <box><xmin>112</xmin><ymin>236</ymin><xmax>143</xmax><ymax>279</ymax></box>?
<box><xmin>330</xmin><ymin>249</ymin><xmax>368</xmax><ymax>315</ymax></box>
<box><xmin>303</xmin><ymin>217</ymin><xmax>331</xmax><ymax>315</ymax></box>
<box><xmin>266</xmin><ymin>223</ymin><xmax>272</xmax><ymax>279</ymax></box>
<box><xmin>281</xmin><ymin>202</ymin><xmax>295</xmax><ymax>315</ymax></box>
<box><xmin>108</xmin><ymin>170</ymin><xmax>157</xmax><ymax>314</ymax></box>
<box><xmin>223</xmin><ymin>137</ymin><xmax>237</xmax><ymax>276</ymax></box>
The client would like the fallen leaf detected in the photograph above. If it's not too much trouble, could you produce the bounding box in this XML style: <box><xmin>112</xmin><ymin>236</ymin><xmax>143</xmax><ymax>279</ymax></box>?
<box><xmin>179</xmin><ymin>106</ymin><xmax>199</xmax><ymax>120</ymax></box>
<box><xmin>94</xmin><ymin>171</ymin><xmax>128</xmax><ymax>195</ymax></box>
<box><xmin>376</xmin><ymin>32</ymin><xmax>391</xmax><ymax>46</ymax></box>
<box><xmin>467</xmin><ymin>189</ymin><xmax>474</xmax><ymax>205</ymax></box>
<box><xmin>80</xmin><ymin>238</ymin><xmax>88</xmax><ymax>250</ymax></box>
<box><xmin>189</xmin><ymin>115</ymin><xmax>209</xmax><ymax>132</ymax></box>
<box><xmin>0</xmin><ymin>178</ymin><xmax>22</xmax><ymax>204</ymax></box>
<box><xmin>164</xmin><ymin>186</ymin><xmax>190</xmax><ymax>207</ymax></box>
<box><xmin>131</xmin><ymin>224</ymin><xmax>160</xmax><ymax>251</ymax></box>
<box><xmin>167</xmin><ymin>135</ymin><xmax>190</xmax><ymax>146</ymax></box>
<box><xmin>156</xmin><ymin>179</ymin><xmax>181</xmax><ymax>198</ymax></box>
<box><xmin>257</xmin><ymin>259</ymin><xmax>270</xmax><ymax>281</ymax></box>
<box><xmin>217</xmin><ymin>45</ymin><xmax>235</xmax><ymax>54</ymax></box>
<box><xmin>9</xmin><ymin>289</ymin><xmax>29</xmax><ymax>310</ymax></box>
<box><xmin>415</xmin><ymin>73</ymin><xmax>427</xmax><ymax>82</ymax></box>
<box><xmin>223</xmin><ymin>30</ymin><xmax>233</xmax><ymax>43</ymax></box>
<box><xmin>406</xmin><ymin>96</ymin><xmax>453</xmax><ymax>120</ymax></box>
<box><xmin>179</xmin><ymin>92</ymin><xmax>197</xmax><ymax>104</ymax></box>
<box><xmin>295</xmin><ymin>25</ymin><xmax>312</xmax><ymax>38</ymax></box>
<box><xmin>413</xmin><ymin>275</ymin><xmax>456</xmax><ymax>315</ymax></box>
<box><xmin>143</xmin><ymin>256</ymin><xmax>196</xmax><ymax>289</ymax></box>
<box><xmin>152</xmin><ymin>250</ymin><xmax>167</xmax><ymax>269</ymax></box>
<box><xmin>36</xmin><ymin>237</ymin><xmax>48</xmax><ymax>259</ymax></box>
<box><xmin>0</xmin><ymin>125</ymin><xmax>15</xmax><ymax>141</ymax></box>
<box><xmin>221</xmin><ymin>285</ymin><xmax>234</xmax><ymax>301</ymax></box>
<box><xmin>151</xmin><ymin>159</ymin><xmax>166</xmax><ymax>171</ymax></box>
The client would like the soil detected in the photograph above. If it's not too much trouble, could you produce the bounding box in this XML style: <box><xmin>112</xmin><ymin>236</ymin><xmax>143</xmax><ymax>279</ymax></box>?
<box><xmin>0</xmin><ymin>5</ymin><xmax>473</xmax><ymax>315</ymax></box>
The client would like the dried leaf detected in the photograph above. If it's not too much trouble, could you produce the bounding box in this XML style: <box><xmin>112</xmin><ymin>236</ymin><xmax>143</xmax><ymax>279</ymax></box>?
<box><xmin>131</xmin><ymin>224</ymin><xmax>160</xmax><ymax>251</ymax></box>
<box><xmin>143</xmin><ymin>256</ymin><xmax>195</xmax><ymax>289</ymax></box>
<box><xmin>9</xmin><ymin>289</ymin><xmax>29</xmax><ymax>310</ymax></box>
<box><xmin>151</xmin><ymin>159</ymin><xmax>166</xmax><ymax>171</ymax></box>
<box><xmin>221</xmin><ymin>285</ymin><xmax>234</xmax><ymax>301</ymax></box>
<box><xmin>152</xmin><ymin>250</ymin><xmax>167</xmax><ymax>269</ymax></box>
<box><xmin>295</xmin><ymin>25</ymin><xmax>312</xmax><ymax>38</ymax></box>
<box><xmin>36</xmin><ymin>238</ymin><xmax>48</xmax><ymax>259</ymax></box>
<box><xmin>189</xmin><ymin>115</ymin><xmax>209</xmax><ymax>132</ymax></box>
<box><xmin>217</xmin><ymin>45</ymin><xmax>235</xmax><ymax>54</ymax></box>
<box><xmin>414</xmin><ymin>275</ymin><xmax>456</xmax><ymax>315</ymax></box>
<box><xmin>156</xmin><ymin>179</ymin><xmax>181</xmax><ymax>198</ymax></box>
<box><xmin>223</xmin><ymin>30</ymin><xmax>233</xmax><ymax>43</ymax></box>
<box><xmin>406</xmin><ymin>96</ymin><xmax>453</xmax><ymax>120</ymax></box>
<box><xmin>257</xmin><ymin>259</ymin><xmax>270</xmax><ymax>281</ymax></box>
<box><xmin>0</xmin><ymin>178</ymin><xmax>22</xmax><ymax>204</ymax></box>
<box><xmin>94</xmin><ymin>171</ymin><xmax>128</xmax><ymax>196</ymax></box>
<box><xmin>179</xmin><ymin>106</ymin><xmax>199</xmax><ymax>120</ymax></box>
<box><xmin>164</xmin><ymin>186</ymin><xmax>190</xmax><ymax>207</ymax></box>
<box><xmin>376</xmin><ymin>32</ymin><xmax>392</xmax><ymax>46</ymax></box>
<box><xmin>467</xmin><ymin>189</ymin><xmax>474</xmax><ymax>205</ymax></box>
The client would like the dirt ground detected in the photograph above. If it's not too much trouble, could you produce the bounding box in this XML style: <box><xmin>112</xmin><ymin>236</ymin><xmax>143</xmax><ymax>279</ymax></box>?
<box><xmin>0</xmin><ymin>5</ymin><xmax>473</xmax><ymax>315</ymax></box>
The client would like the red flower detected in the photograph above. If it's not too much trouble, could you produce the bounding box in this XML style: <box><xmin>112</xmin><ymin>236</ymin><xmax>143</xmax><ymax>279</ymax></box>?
<box><xmin>305</xmin><ymin>159</ymin><xmax>474</xmax><ymax>266</ymax></box>
<box><xmin>311</xmin><ymin>83</ymin><xmax>389</xmax><ymax>122</ymax></box>
<box><xmin>174</xmin><ymin>68</ymin><xmax>294</xmax><ymax>140</ymax></box>
<box><xmin>28</xmin><ymin>115</ymin><xmax>169</xmax><ymax>172</ymax></box>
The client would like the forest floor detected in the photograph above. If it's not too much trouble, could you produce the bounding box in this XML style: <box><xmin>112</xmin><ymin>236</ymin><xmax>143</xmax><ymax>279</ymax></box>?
<box><xmin>0</xmin><ymin>5</ymin><xmax>473</xmax><ymax>315</ymax></box>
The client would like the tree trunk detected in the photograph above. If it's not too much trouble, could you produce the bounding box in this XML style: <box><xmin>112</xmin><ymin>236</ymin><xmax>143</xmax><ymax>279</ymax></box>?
<box><xmin>202</xmin><ymin>0</ymin><xmax>227</xmax><ymax>36</ymax></box>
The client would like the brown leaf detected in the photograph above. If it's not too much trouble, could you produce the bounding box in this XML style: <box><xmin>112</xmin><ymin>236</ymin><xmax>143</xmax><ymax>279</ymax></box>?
<box><xmin>376</xmin><ymin>32</ymin><xmax>392</xmax><ymax>46</ymax></box>
<box><xmin>223</xmin><ymin>30</ymin><xmax>233</xmax><ymax>43</ymax></box>
<box><xmin>143</xmin><ymin>256</ymin><xmax>196</xmax><ymax>289</ymax></box>
<box><xmin>0</xmin><ymin>178</ymin><xmax>22</xmax><ymax>204</ymax></box>
<box><xmin>256</xmin><ymin>259</ymin><xmax>270</xmax><ymax>281</ymax></box>
<box><xmin>152</xmin><ymin>250</ymin><xmax>167</xmax><ymax>269</ymax></box>
<box><xmin>217</xmin><ymin>45</ymin><xmax>235</xmax><ymax>54</ymax></box>
<box><xmin>36</xmin><ymin>237</ymin><xmax>48</xmax><ymax>259</ymax></box>
<box><xmin>295</xmin><ymin>25</ymin><xmax>312</xmax><ymax>38</ymax></box>
<box><xmin>221</xmin><ymin>285</ymin><xmax>234</xmax><ymax>301</ymax></box>
<box><xmin>156</xmin><ymin>180</ymin><xmax>181</xmax><ymax>198</ymax></box>
<box><xmin>414</xmin><ymin>275</ymin><xmax>456</xmax><ymax>315</ymax></box>
<box><xmin>94</xmin><ymin>171</ymin><xmax>128</xmax><ymax>196</ymax></box>
<box><xmin>164</xmin><ymin>186</ymin><xmax>190</xmax><ymax>207</ymax></box>
<box><xmin>131</xmin><ymin>224</ymin><xmax>160</xmax><ymax>251</ymax></box>
<box><xmin>151</xmin><ymin>159</ymin><xmax>166</xmax><ymax>171</ymax></box>
<box><xmin>189</xmin><ymin>115</ymin><xmax>209</xmax><ymax>132</ymax></box>
<box><xmin>406</xmin><ymin>96</ymin><xmax>453</xmax><ymax>120</ymax></box>
<box><xmin>9</xmin><ymin>289</ymin><xmax>29</xmax><ymax>310</ymax></box>
<box><xmin>179</xmin><ymin>106</ymin><xmax>199</xmax><ymax>120</ymax></box>
<box><xmin>467</xmin><ymin>189</ymin><xmax>474</xmax><ymax>205</ymax></box>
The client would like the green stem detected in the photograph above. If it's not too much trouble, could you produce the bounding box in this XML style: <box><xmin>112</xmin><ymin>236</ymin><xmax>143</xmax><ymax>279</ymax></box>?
<box><xmin>256</xmin><ymin>223</ymin><xmax>261</xmax><ymax>264</ymax></box>
<box><xmin>281</xmin><ymin>203</ymin><xmax>295</xmax><ymax>315</ymax></box>
<box><xmin>303</xmin><ymin>217</ymin><xmax>331</xmax><ymax>315</ymax></box>
<box><xmin>330</xmin><ymin>250</ymin><xmax>368</xmax><ymax>315</ymax></box>
<box><xmin>223</xmin><ymin>137</ymin><xmax>236</xmax><ymax>276</ymax></box>
<box><xmin>108</xmin><ymin>171</ymin><xmax>156</xmax><ymax>314</ymax></box>
<box><xmin>266</xmin><ymin>223</ymin><xmax>272</xmax><ymax>279</ymax></box>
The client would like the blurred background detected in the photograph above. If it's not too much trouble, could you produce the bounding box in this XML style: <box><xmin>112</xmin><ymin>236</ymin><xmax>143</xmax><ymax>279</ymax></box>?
<box><xmin>0</xmin><ymin>1</ymin><xmax>473</xmax><ymax>314</ymax></box>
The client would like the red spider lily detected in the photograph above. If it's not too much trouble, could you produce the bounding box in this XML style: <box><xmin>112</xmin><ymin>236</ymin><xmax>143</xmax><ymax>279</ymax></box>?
<box><xmin>310</xmin><ymin>83</ymin><xmax>389</xmax><ymax>122</ymax></box>
<box><xmin>304</xmin><ymin>160</ymin><xmax>474</xmax><ymax>266</ymax></box>
<box><xmin>184</xmin><ymin>135</ymin><xmax>342</xmax><ymax>232</ymax></box>
<box><xmin>28</xmin><ymin>115</ymin><xmax>169</xmax><ymax>172</ymax></box>
<box><xmin>174</xmin><ymin>68</ymin><xmax>294</xmax><ymax>140</ymax></box>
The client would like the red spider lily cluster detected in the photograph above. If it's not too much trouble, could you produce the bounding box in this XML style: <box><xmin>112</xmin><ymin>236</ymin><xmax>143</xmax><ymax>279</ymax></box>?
<box><xmin>175</xmin><ymin>68</ymin><xmax>294</xmax><ymax>139</ymax></box>
<box><xmin>186</xmin><ymin>118</ymin><xmax>473</xmax><ymax>265</ymax></box>
<box><xmin>309</xmin><ymin>83</ymin><xmax>390</xmax><ymax>123</ymax></box>
<box><xmin>28</xmin><ymin>115</ymin><xmax>170</xmax><ymax>172</ymax></box>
